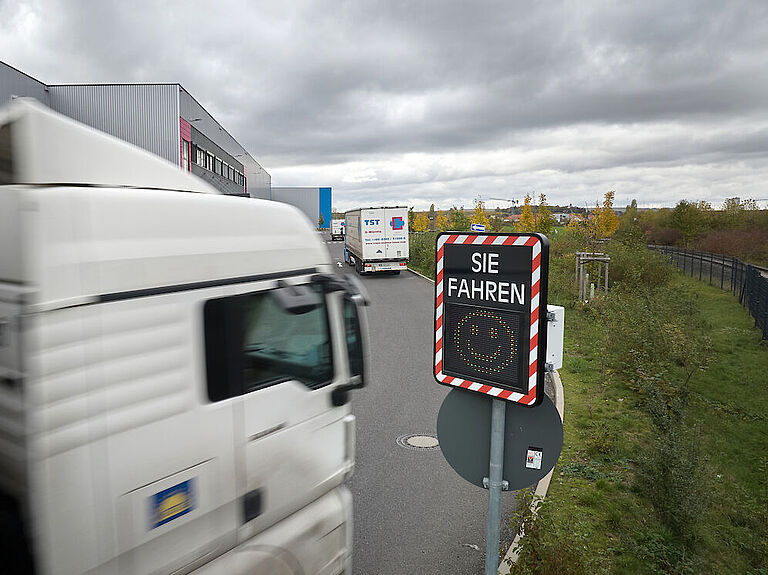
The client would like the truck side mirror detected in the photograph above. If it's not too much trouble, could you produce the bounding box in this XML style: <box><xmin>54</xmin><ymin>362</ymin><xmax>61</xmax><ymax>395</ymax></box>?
<box><xmin>271</xmin><ymin>282</ymin><xmax>321</xmax><ymax>314</ymax></box>
<box><xmin>331</xmin><ymin>296</ymin><xmax>369</xmax><ymax>407</ymax></box>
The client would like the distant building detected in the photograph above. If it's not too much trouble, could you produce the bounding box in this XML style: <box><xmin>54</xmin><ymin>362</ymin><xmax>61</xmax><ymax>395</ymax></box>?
<box><xmin>1</xmin><ymin>60</ymin><xmax>273</xmax><ymax>198</ymax></box>
<box><xmin>1</xmin><ymin>60</ymin><xmax>336</xmax><ymax>218</ymax></box>
<box><xmin>271</xmin><ymin>187</ymin><xmax>332</xmax><ymax>229</ymax></box>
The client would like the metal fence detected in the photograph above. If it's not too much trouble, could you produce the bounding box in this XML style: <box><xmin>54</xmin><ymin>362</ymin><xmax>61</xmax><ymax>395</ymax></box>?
<box><xmin>648</xmin><ymin>245</ymin><xmax>768</xmax><ymax>340</ymax></box>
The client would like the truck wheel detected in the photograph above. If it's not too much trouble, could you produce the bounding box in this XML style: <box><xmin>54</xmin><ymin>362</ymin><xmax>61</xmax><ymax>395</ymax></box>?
<box><xmin>392</xmin><ymin>270</ymin><xmax>401</xmax><ymax>275</ymax></box>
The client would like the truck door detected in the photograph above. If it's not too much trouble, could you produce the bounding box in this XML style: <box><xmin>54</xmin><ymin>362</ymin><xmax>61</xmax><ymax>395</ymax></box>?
<box><xmin>204</xmin><ymin>280</ymin><xmax>350</xmax><ymax>540</ymax></box>
<box><xmin>384</xmin><ymin>208</ymin><xmax>408</xmax><ymax>260</ymax></box>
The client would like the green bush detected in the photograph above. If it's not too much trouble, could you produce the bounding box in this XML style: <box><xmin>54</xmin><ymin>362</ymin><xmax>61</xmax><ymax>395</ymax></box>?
<box><xmin>634</xmin><ymin>421</ymin><xmax>710</xmax><ymax>543</ymax></box>
<box><xmin>604</xmin><ymin>242</ymin><xmax>672</xmax><ymax>291</ymax></box>
<box><xmin>597</xmin><ymin>283</ymin><xmax>710</xmax><ymax>392</ymax></box>
<box><xmin>409</xmin><ymin>231</ymin><xmax>438</xmax><ymax>279</ymax></box>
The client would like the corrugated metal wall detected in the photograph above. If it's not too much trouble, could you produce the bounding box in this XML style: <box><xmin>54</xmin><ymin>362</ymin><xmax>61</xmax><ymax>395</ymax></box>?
<box><xmin>48</xmin><ymin>84</ymin><xmax>179</xmax><ymax>164</ymax></box>
<box><xmin>0</xmin><ymin>61</ymin><xmax>50</xmax><ymax>106</ymax></box>
<box><xmin>271</xmin><ymin>187</ymin><xmax>321</xmax><ymax>228</ymax></box>
<box><xmin>3</xmin><ymin>63</ymin><xmax>273</xmax><ymax>199</ymax></box>
<box><xmin>244</xmin><ymin>159</ymin><xmax>271</xmax><ymax>200</ymax></box>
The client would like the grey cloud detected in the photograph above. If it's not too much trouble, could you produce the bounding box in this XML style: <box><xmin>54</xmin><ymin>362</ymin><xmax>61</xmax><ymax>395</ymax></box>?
<box><xmin>2</xmin><ymin>0</ymin><xmax>768</xmax><ymax>207</ymax></box>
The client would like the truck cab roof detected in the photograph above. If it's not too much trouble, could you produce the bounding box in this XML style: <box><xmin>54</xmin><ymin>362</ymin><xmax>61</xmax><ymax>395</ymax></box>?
<box><xmin>0</xmin><ymin>97</ymin><xmax>217</xmax><ymax>194</ymax></box>
<box><xmin>0</xmin><ymin>98</ymin><xmax>330</xmax><ymax>309</ymax></box>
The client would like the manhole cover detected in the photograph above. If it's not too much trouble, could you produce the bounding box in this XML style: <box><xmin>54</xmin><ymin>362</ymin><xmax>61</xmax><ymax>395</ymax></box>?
<box><xmin>396</xmin><ymin>433</ymin><xmax>440</xmax><ymax>450</ymax></box>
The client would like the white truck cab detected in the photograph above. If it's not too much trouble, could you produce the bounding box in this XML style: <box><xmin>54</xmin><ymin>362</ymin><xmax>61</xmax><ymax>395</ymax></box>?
<box><xmin>0</xmin><ymin>99</ymin><xmax>368</xmax><ymax>575</ymax></box>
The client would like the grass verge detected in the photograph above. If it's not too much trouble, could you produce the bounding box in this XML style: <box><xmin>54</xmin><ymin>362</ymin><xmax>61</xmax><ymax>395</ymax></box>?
<box><xmin>510</xmin><ymin>249</ymin><xmax>767</xmax><ymax>574</ymax></box>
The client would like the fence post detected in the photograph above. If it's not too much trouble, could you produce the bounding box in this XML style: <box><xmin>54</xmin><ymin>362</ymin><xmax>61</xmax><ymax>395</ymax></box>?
<box><xmin>709</xmin><ymin>252</ymin><xmax>713</xmax><ymax>285</ymax></box>
<box><xmin>720</xmin><ymin>256</ymin><xmax>725</xmax><ymax>289</ymax></box>
<box><xmin>762</xmin><ymin>276</ymin><xmax>768</xmax><ymax>340</ymax></box>
<box><xmin>690</xmin><ymin>250</ymin><xmax>694</xmax><ymax>277</ymax></box>
<box><xmin>575</xmin><ymin>253</ymin><xmax>579</xmax><ymax>300</ymax></box>
<box><xmin>739</xmin><ymin>261</ymin><xmax>745</xmax><ymax>302</ymax></box>
<box><xmin>756</xmin><ymin>270</ymin><xmax>768</xmax><ymax>340</ymax></box>
<box><xmin>699</xmin><ymin>250</ymin><xmax>703</xmax><ymax>281</ymax></box>
<box><xmin>740</xmin><ymin>265</ymin><xmax>749</xmax><ymax>306</ymax></box>
<box><xmin>689</xmin><ymin>249</ymin><xmax>694</xmax><ymax>277</ymax></box>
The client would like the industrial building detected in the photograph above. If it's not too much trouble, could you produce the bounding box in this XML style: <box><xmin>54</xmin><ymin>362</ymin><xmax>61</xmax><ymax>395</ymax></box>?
<box><xmin>271</xmin><ymin>187</ymin><xmax>332</xmax><ymax>230</ymax></box>
<box><xmin>1</xmin><ymin>60</ymin><xmax>333</xmax><ymax>222</ymax></box>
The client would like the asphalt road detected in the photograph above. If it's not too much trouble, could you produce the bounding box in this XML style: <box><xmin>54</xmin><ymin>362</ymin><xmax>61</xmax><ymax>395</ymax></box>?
<box><xmin>323</xmin><ymin>239</ymin><xmax>518</xmax><ymax>575</ymax></box>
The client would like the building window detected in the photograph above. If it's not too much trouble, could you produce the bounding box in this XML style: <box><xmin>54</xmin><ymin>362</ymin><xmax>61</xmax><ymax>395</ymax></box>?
<box><xmin>215</xmin><ymin>158</ymin><xmax>222</xmax><ymax>175</ymax></box>
<box><xmin>182</xmin><ymin>140</ymin><xmax>189</xmax><ymax>171</ymax></box>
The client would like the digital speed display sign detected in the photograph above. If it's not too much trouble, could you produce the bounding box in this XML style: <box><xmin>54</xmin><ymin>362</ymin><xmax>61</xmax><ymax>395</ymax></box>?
<box><xmin>434</xmin><ymin>233</ymin><xmax>550</xmax><ymax>406</ymax></box>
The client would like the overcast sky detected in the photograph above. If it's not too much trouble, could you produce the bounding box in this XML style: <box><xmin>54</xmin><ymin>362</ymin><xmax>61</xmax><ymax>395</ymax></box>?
<box><xmin>2</xmin><ymin>0</ymin><xmax>768</xmax><ymax>211</ymax></box>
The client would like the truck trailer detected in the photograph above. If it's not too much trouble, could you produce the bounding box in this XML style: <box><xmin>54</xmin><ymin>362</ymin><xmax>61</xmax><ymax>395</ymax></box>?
<box><xmin>330</xmin><ymin>219</ymin><xmax>345</xmax><ymax>241</ymax></box>
<box><xmin>0</xmin><ymin>98</ymin><xmax>369</xmax><ymax>575</ymax></box>
<box><xmin>343</xmin><ymin>207</ymin><xmax>409</xmax><ymax>274</ymax></box>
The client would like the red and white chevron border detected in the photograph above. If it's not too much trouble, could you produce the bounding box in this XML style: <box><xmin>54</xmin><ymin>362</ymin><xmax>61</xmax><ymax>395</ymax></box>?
<box><xmin>434</xmin><ymin>233</ymin><xmax>543</xmax><ymax>405</ymax></box>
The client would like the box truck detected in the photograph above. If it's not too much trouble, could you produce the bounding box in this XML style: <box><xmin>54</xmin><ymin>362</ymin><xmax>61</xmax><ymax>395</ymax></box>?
<box><xmin>0</xmin><ymin>98</ymin><xmax>369</xmax><ymax>575</ymax></box>
<box><xmin>343</xmin><ymin>207</ymin><xmax>409</xmax><ymax>274</ymax></box>
<box><xmin>330</xmin><ymin>219</ymin><xmax>345</xmax><ymax>241</ymax></box>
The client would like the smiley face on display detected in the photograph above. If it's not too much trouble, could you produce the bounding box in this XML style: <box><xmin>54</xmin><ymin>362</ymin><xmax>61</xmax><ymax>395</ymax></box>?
<box><xmin>453</xmin><ymin>309</ymin><xmax>517</xmax><ymax>376</ymax></box>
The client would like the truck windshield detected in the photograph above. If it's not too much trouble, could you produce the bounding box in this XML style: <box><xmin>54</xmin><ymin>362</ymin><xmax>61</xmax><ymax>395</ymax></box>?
<box><xmin>242</xmin><ymin>285</ymin><xmax>333</xmax><ymax>391</ymax></box>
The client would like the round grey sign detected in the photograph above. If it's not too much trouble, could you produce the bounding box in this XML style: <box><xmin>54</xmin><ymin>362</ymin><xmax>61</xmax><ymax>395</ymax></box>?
<box><xmin>437</xmin><ymin>389</ymin><xmax>563</xmax><ymax>491</ymax></box>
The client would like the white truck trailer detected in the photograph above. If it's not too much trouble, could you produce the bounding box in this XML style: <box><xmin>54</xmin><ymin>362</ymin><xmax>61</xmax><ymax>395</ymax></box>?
<box><xmin>330</xmin><ymin>219</ymin><xmax>345</xmax><ymax>241</ymax></box>
<box><xmin>343</xmin><ymin>207</ymin><xmax>409</xmax><ymax>274</ymax></box>
<box><xmin>0</xmin><ymin>98</ymin><xmax>369</xmax><ymax>575</ymax></box>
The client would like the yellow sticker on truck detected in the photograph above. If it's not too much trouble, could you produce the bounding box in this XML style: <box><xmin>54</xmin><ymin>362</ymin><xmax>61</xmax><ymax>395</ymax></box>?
<box><xmin>150</xmin><ymin>479</ymin><xmax>196</xmax><ymax>529</ymax></box>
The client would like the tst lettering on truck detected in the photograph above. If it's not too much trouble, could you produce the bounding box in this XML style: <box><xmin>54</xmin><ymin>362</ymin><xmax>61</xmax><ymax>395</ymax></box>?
<box><xmin>0</xmin><ymin>98</ymin><xmax>370</xmax><ymax>575</ymax></box>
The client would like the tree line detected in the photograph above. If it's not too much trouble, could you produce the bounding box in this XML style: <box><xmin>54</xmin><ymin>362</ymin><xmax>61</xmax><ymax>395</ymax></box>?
<box><xmin>407</xmin><ymin>191</ymin><xmax>620</xmax><ymax>239</ymax></box>
<box><xmin>639</xmin><ymin>197</ymin><xmax>768</xmax><ymax>265</ymax></box>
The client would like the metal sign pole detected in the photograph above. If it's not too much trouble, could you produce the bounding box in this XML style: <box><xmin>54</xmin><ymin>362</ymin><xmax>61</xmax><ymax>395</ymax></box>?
<box><xmin>484</xmin><ymin>398</ymin><xmax>506</xmax><ymax>575</ymax></box>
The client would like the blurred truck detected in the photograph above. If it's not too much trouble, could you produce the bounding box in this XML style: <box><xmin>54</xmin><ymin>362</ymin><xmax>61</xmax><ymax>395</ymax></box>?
<box><xmin>0</xmin><ymin>99</ymin><xmax>369</xmax><ymax>575</ymax></box>
<box><xmin>330</xmin><ymin>218</ymin><xmax>345</xmax><ymax>241</ymax></box>
<box><xmin>343</xmin><ymin>207</ymin><xmax>409</xmax><ymax>274</ymax></box>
